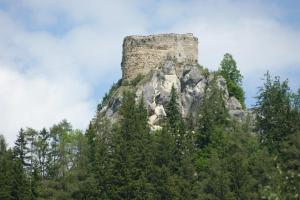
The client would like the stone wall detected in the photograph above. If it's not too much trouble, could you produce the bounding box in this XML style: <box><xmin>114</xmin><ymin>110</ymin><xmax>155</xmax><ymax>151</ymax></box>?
<box><xmin>121</xmin><ymin>33</ymin><xmax>198</xmax><ymax>80</ymax></box>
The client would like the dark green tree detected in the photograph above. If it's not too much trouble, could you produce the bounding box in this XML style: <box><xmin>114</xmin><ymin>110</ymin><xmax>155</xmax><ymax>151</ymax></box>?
<box><xmin>36</xmin><ymin>128</ymin><xmax>49</xmax><ymax>178</ymax></box>
<box><xmin>0</xmin><ymin>135</ymin><xmax>14</xmax><ymax>200</ymax></box>
<box><xmin>198</xmin><ymin>150</ymin><xmax>233</xmax><ymax>200</ymax></box>
<box><xmin>14</xmin><ymin>128</ymin><xmax>30</xmax><ymax>167</ymax></box>
<box><xmin>152</xmin><ymin>128</ymin><xmax>177</xmax><ymax>199</ymax></box>
<box><xmin>196</xmin><ymin>77</ymin><xmax>229</xmax><ymax>149</ymax></box>
<box><xmin>86</xmin><ymin>122</ymin><xmax>96</xmax><ymax>169</ymax></box>
<box><xmin>12</xmin><ymin>152</ymin><xmax>30</xmax><ymax>200</ymax></box>
<box><xmin>109</xmin><ymin>91</ymin><xmax>155</xmax><ymax>199</ymax></box>
<box><xmin>219</xmin><ymin>53</ymin><xmax>245</xmax><ymax>107</ymax></box>
<box><xmin>93</xmin><ymin>117</ymin><xmax>112</xmax><ymax>199</ymax></box>
<box><xmin>0</xmin><ymin>134</ymin><xmax>6</xmax><ymax>152</ymax></box>
<box><xmin>255</xmin><ymin>72</ymin><xmax>293</xmax><ymax>152</ymax></box>
<box><xmin>29</xmin><ymin>161</ymin><xmax>40</xmax><ymax>200</ymax></box>
<box><xmin>165</xmin><ymin>85</ymin><xmax>181</xmax><ymax>130</ymax></box>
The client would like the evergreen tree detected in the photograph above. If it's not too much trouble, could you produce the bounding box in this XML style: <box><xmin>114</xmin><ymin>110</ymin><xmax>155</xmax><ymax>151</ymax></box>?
<box><xmin>155</xmin><ymin>86</ymin><xmax>198</xmax><ymax>199</ymax></box>
<box><xmin>152</xmin><ymin>128</ymin><xmax>177</xmax><ymax>199</ymax></box>
<box><xmin>36</xmin><ymin>128</ymin><xmax>49</xmax><ymax>178</ymax></box>
<box><xmin>196</xmin><ymin>77</ymin><xmax>229</xmax><ymax>149</ymax></box>
<box><xmin>14</xmin><ymin>128</ymin><xmax>30</xmax><ymax>167</ymax></box>
<box><xmin>86</xmin><ymin>122</ymin><xmax>96</xmax><ymax>169</ymax></box>
<box><xmin>93</xmin><ymin>117</ymin><xmax>112</xmax><ymax>199</ymax></box>
<box><xmin>1</xmin><ymin>70</ymin><xmax>298</xmax><ymax>199</ymax></box>
<box><xmin>109</xmin><ymin>91</ymin><xmax>155</xmax><ymax>199</ymax></box>
<box><xmin>165</xmin><ymin>85</ymin><xmax>181</xmax><ymax>130</ymax></box>
<box><xmin>0</xmin><ymin>134</ymin><xmax>6</xmax><ymax>152</ymax></box>
<box><xmin>256</xmin><ymin>72</ymin><xmax>293</xmax><ymax>152</ymax></box>
<box><xmin>29</xmin><ymin>161</ymin><xmax>40</xmax><ymax>200</ymax></box>
<box><xmin>199</xmin><ymin>150</ymin><xmax>233</xmax><ymax>199</ymax></box>
<box><xmin>219</xmin><ymin>53</ymin><xmax>245</xmax><ymax>107</ymax></box>
<box><xmin>12</xmin><ymin>153</ymin><xmax>30</xmax><ymax>200</ymax></box>
<box><xmin>0</xmin><ymin>135</ymin><xmax>14</xmax><ymax>200</ymax></box>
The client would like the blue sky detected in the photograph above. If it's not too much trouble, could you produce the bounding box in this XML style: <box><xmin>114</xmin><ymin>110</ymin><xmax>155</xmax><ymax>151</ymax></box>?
<box><xmin>0</xmin><ymin>0</ymin><xmax>299</xmax><ymax>145</ymax></box>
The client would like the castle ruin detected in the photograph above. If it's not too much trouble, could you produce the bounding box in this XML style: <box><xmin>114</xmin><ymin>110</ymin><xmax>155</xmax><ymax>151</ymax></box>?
<box><xmin>121</xmin><ymin>33</ymin><xmax>198</xmax><ymax>80</ymax></box>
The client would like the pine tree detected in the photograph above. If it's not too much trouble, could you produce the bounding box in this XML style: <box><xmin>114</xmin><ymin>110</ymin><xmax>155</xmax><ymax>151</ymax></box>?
<box><xmin>11</xmin><ymin>156</ymin><xmax>30</xmax><ymax>199</ymax></box>
<box><xmin>93</xmin><ymin>117</ymin><xmax>112</xmax><ymax>199</ymax></box>
<box><xmin>165</xmin><ymin>85</ymin><xmax>181</xmax><ymax>130</ymax></box>
<box><xmin>255</xmin><ymin>72</ymin><xmax>293</xmax><ymax>152</ymax></box>
<box><xmin>279</xmin><ymin>131</ymin><xmax>300</xmax><ymax>198</ymax></box>
<box><xmin>199</xmin><ymin>150</ymin><xmax>234</xmax><ymax>199</ymax></box>
<box><xmin>109</xmin><ymin>91</ymin><xmax>155</xmax><ymax>199</ymax></box>
<box><xmin>14</xmin><ymin>128</ymin><xmax>30</xmax><ymax>167</ymax></box>
<box><xmin>196</xmin><ymin>77</ymin><xmax>229</xmax><ymax>149</ymax></box>
<box><xmin>36</xmin><ymin>128</ymin><xmax>50</xmax><ymax>178</ymax></box>
<box><xmin>29</xmin><ymin>161</ymin><xmax>40</xmax><ymax>200</ymax></box>
<box><xmin>156</xmin><ymin>86</ymin><xmax>198</xmax><ymax>199</ymax></box>
<box><xmin>0</xmin><ymin>134</ymin><xmax>6</xmax><ymax>152</ymax></box>
<box><xmin>152</xmin><ymin>127</ymin><xmax>176</xmax><ymax>199</ymax></box>
<box><xmin>0</xmin><ymin>135</ymin><xmax>14</xmax><ymax>200</ymax></box>
<box><xmin>219</xmin><ymin>53</ymin><xmax>245</xmax><ymax>107</ymax></box>
<box><xmin>86</xmin><ymin>122</ymin><xmax>96</xmax><ymax>169</ymax></box>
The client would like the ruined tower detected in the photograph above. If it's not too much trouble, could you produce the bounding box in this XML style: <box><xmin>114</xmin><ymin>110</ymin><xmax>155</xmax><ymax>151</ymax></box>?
<box><xmin>121</xmin><ymin>33</ymin><xmax>198</xmax><ymax>81</ymax></box>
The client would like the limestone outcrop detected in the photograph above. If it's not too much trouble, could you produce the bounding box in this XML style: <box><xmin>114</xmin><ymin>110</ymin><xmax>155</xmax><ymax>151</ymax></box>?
<box><xmin>100</xmin><ymin>33</ymin><xmax>246</xmax><ymax>129</ymax></box>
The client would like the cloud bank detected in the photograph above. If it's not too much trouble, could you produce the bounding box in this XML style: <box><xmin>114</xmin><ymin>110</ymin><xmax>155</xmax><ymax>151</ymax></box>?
<box><xmin>0</xmin><ymin>0</ymin><xmax>299</xmax><ymax>145</ymax></box>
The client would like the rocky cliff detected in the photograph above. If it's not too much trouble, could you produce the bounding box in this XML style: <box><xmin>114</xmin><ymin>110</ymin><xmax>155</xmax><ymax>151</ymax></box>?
<box><xmin>99</xmin><ymin>33</ymin><xmax>245</xmax><ymax>129</ymax></box>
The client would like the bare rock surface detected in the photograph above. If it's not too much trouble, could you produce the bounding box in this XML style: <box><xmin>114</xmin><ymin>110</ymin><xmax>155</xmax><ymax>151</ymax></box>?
<box><xmin>101</xmin><ymin>33</ymin><xmax>246</xmax><ymax>128</ymax></box>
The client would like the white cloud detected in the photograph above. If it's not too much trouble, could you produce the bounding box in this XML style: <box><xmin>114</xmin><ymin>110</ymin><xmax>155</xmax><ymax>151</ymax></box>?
<box><xmin>0</xmin><ymin>65</ymin><xmax>94</xmax><ymax>146</ymax></box>
<box><xmin>161</xmin><ymin>0</ymin><xmax>300</xmax><ymax>104</ymax></box>
<box><xmin>0</xmin><ymin>0</ymin><xmax>148</xmax><ymax>145</ymax></box>
<box><xmin>0</xmin><ymin>0</ymin><xmax>299</xmax><ymax>145</ymax></box>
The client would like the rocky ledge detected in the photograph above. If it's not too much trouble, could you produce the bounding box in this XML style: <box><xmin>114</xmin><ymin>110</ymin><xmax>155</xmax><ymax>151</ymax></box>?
<box><xmin>99</xmin><ymin>34</ymin><xmax>246</xmax><ymax>129</ymax></box>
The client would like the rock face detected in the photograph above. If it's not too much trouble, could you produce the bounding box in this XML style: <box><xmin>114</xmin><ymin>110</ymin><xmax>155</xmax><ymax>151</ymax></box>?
<box><xmin>100</xmin><ymin>33</ymin><xmax>246</xmax><ymax>128</ymax></box>
<box><xmin>122</xmin><ymin>33</ymin><xmax>198</xmax><ymax>81</ymax></box>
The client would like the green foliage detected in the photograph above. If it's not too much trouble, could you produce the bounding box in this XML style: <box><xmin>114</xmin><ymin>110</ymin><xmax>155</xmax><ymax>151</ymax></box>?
<box><xmin>102</xmin><ymin>90</ymin><xmax>155</xmax><ymax>199</ymax></box>
<box><xmin>14</xmin><ymin>128</ymin><xmax>30</xmax><ymax>167</ymax></box>
<box><xmin>11</xmin><ymin>159</ymin><xmax>31</xmax><ymax>200</ymax></box>
<box><xmin>255</xmin><ymin>72</ymin><xmax>294</xmax><ymax>152</ymax></box>
<box><xmin>255</xmin><ymin>73</ymin><xmax>300</xmax><ymax>199</ymax></box>
<box><xmin>219</xmin><ymin>53</ymin><xmax>245</xmax><ymax>108</ymax></box>
<box><xmin>196</xmin><ymin>64</ymin><xmax>210</xmax><ymax>78</ymax></box>
<box><xmin>131</xmin><ymin>74</ymin><xmax>145</xmax><ymax>86</ymax></box>
<box><xmin>97</xmin><ymin>79</ymin><xmax>122</xmax><ymax>112</ymax></box>
<box><xmin>0</xmin><ymin>136</ymin><xmax>14</xmax><ymax>200</ymax></box>
<box><xmin>277</xmin><ymin>131</ymin><xmax>300</xmax><ymax>199</ymax></box>
<box><xmin>121</xmin><ymin>74</ymin><xmax>145</xmax><ymax>87</ymax></box>
<box><xmin>1</xmin><ymin>70</ymin><xmax>299</xmax><ymax>199</ymax></box>
<box><xmin>165</xmin><ymin>85</ymin><xmax>181</xmax><ymax>130</ymax></box>
<box><xmin>196</xmin><ymin>77</ymin><xmax>229</xmax><ymax>148</ymax></box>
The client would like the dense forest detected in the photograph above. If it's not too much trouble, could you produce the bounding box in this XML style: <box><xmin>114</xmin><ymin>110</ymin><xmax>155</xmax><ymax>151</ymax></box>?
<box><xmin>0</xmin><ymin>55</ymin><xmax>299</xmax><ymax>199</ymax></box>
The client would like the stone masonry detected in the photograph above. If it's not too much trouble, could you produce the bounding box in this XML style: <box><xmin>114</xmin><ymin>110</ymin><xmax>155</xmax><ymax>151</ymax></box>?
<box><xmin>121</xmin><ymin>33</ymin><xmax>198</xmax><ymax>80</ymax></box>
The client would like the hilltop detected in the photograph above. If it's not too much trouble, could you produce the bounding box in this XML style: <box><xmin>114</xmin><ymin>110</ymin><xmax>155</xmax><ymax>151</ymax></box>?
<box><xmin>98</xmin><ymin>33</ymin><xmax>246</xmax><ymax>129</ymax></box>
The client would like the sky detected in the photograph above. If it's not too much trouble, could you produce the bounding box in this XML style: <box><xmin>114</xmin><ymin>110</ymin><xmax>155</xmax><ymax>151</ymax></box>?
<box><xmin>0</xmin><ymin>0</ymin><xmax>299</xmax><ymax>146</ymax></box>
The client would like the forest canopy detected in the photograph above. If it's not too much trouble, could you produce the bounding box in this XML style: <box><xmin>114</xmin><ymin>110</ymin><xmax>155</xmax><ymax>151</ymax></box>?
<box><xmin>0</xmin><ymin>56</ymin><xmax>299</xmax><ymax>199</ymax></box>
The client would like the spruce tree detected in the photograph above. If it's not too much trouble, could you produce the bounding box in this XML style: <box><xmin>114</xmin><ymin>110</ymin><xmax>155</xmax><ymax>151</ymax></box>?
<box><xmin>36</xmin><ymin>128</ymin><xmax>49</xmax><ymax>178</ymax></box>
<box><xmin>219</xmin><ymin>53</ymin><xmax>245</xmax><ymax>107</ymax></box>
<box><xmin>0</xmin><ymin>135</ymin><xmax>14</xmax><ymax>200</ymax></box>
<box><xmin>152</xmin><ymin>127</ymin><xmax>176</xmax><ymax>199</ymax></box>
<box><xmin>109</xmin><ymin>91</ymin><xmax>154</xmax><ymax>199</ymax></box>
<box><xmin>196</xmin><ymin>77</ymin><xmax>229</xmax><ymax>149</ymax></box>
<box><xmin>86</xmin><ymin>122</ymin><xmax>96</xmax><ymax>169</ymax></box>
<box><xmin>30</xmin><ymin>161</ymin><xmax>40</xmax><ymax>200</ymax></box>
<box><xmin>93</xmin><ymin>118</ymin><xmax>112</xmax><ymax>199</ymax></box>
<box><xmin>255</xmin><ymin>72</ymin><xmax>293</xmax><ymax>152</ymax></box>
<box><xmin>11</xmin><ymin>156</ymin><xmax>30</xmax><ymax>199</ymax></box>
<box><xmin>165</xmin><ymin>85</ymin><xmax>181</xmax><ymax>130</ymax></box>
<box><xmin>14</xmin><ymin>128</ymin><xmax>30</xmax><ymax>167</ymax></box>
